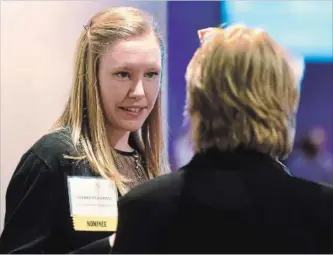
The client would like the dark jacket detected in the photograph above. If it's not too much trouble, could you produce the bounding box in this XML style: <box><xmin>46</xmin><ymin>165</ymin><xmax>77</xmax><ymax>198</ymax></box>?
<box><xmin>113</xmin><ymin>148</ymin><xmax>333</xmax><ymax>254</ymax></box>
<box><xmin>0</xmin><ymin>129</ymin><xmax>113</xmax><ymax>253</ymax></box>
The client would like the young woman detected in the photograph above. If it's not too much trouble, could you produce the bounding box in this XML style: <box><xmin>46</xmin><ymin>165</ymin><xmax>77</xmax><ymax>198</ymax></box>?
<box><xmin>0</xmin><ymin>6</ymin><xmax>169</xmax><ymax>253</ymax></box>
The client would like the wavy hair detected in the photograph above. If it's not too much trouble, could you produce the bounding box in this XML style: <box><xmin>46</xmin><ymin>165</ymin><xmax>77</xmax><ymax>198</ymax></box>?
<box><xmin>185</xmin><ymin>24</ymin><xmax>300</xmax><ymax>159</ymax></box>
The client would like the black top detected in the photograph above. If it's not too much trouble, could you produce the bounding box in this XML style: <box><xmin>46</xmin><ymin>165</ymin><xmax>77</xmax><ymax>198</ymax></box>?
<box><xmin>113</xmin><ymin>148</ymin><xmax>333</xmax><ymax>254</ymax></box>
<box><xmin>0</xmin><ymin>128</ymin><xmax>115</xmax><ymax>253</ymax></box>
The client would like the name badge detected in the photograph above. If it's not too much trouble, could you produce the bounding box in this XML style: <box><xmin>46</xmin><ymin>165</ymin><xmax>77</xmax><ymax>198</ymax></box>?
<box><xmin>67</xmin><ymin>176</ymin><xmax>118</xmax><ymax>232</ymax></box>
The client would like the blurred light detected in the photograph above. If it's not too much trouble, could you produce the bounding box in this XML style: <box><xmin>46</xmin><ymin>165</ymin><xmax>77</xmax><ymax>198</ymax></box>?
<box><xmin>221</xmin><ymin>1</ymin><xmax>333</xmax><ymax>62</ymax></box>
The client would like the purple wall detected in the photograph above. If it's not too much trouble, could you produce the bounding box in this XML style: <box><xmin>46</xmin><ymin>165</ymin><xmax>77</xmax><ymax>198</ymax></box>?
<box><xmin>167</xmin><ymin>1</ymin><xmax>333</xmax><ymax>170</ymax></box>
<box><xmin>294</xmin><ymin>63</ymin><xmax>333</xmax><ymax>152</ymax></box>
<box><xmin>167</xmin><ymin>1</ymin><xmax>221</xmax><ymax>169</ymax></box>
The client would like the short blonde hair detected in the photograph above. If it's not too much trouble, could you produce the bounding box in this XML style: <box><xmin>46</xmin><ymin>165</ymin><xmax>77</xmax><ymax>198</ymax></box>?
<box><xmin>185</xmin><ymin>24</ymin><xmax>300</xmax><ymax>159</ymax></box>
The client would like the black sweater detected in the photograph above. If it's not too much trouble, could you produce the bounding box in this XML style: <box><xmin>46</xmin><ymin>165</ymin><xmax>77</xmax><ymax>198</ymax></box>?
<box><xmin>0</xmin><ymin>129</ymin><xmax>113</xmax><ymax>253</ymax></box>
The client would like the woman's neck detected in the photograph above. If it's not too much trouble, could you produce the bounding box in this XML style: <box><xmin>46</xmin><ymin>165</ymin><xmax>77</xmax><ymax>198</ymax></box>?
<box><xmin>107</xmin><ymin>127</ymin><xmax>133</xmax><ymax>152</ymax></box>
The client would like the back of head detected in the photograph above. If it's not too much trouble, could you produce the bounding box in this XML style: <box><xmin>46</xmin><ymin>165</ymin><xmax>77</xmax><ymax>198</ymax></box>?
<box><xmin>185</xmin><ymin>24</ymin><xmax>300</xmax><ymax>159</ymax></box>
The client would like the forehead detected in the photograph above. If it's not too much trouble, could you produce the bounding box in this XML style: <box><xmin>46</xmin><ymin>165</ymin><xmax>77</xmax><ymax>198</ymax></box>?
<box><xmin>102</xmin><ymin>34</ymin><xmax>162</xmax><ymax>69</ymax></box>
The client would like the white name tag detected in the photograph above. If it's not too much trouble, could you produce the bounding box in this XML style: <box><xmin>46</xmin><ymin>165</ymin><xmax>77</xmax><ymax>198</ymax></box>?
<box><xmin>67</xmin><ymin>176</ymin><xmax>118</xmax><ymax>231</ymax></box>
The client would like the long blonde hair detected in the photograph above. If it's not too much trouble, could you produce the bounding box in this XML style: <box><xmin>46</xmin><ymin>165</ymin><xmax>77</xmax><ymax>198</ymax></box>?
<box><xmin>53</xmin><ymin>7</ymin><xmax>169</xmax><ymax>194</ymax></box>
<box><xmin>186</xmin><ymin>24</ymin><xmax>300</xmax><ymax>159</ymax></box>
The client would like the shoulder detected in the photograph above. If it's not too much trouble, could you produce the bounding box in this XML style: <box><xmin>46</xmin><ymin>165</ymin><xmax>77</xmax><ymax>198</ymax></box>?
<box><xmin>298</xmin><ymin>179</ymin><xmax>333</xmax><ymax>229</ymax></box>
<box><xmin>287</xmin><ymin>175</ymin><xmax>333</xmax><ymax>197</ymax></box>
<box><xmin>314</xmin><ymin>181</ymin><xmax>333</xmax><ymax>207</ymax></box>
<box><xmin>29</xmin><ymin>127</ymin><xmax>77</xmax><ymax>169</ymax></box>
<box><xmin>7</xmin><ymin>128</ymin><xmax>83</xmax><ymax>201</ymax></box>
<box><xmin>11</xmin><ymin>128</ymin><xmax>77</xmax><ymax>181</ymax></box>
<box><xmin>119</xmin><ymin>169</ymin><xmax>185</xmax><ymax>207</ymax></box>
<box><xmin>286</xmin><ymin>176</ymin><xmax>333</xmax><ymax>216</ymax></box>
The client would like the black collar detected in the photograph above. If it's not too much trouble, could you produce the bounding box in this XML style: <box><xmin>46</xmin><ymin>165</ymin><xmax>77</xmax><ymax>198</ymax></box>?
<box><xmin>187</xmin><ymin>147</ymin><xmax>291</xmax><ymax>176</ymax></box>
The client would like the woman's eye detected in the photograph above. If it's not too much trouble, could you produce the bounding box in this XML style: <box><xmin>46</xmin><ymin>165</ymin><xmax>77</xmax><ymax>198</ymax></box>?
<box><xmin>115</xmin><ymin>72</ymin><xmax>130</xmax><ymax>79</ymax></box>
<box><xmin>145</xmin><ymin>72</ymin><xmax>159</xmax><ymax>80</ymax></box>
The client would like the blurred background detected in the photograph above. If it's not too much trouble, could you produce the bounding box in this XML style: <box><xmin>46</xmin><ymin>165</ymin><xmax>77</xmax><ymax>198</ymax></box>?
<box><xmin>1</xmin><ymin>1</ymin><xmax>332</xmax><ymax>231</ymax></box>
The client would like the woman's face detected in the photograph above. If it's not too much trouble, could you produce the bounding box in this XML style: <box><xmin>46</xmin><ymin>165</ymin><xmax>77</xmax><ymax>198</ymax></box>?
<box><xmin>98</xmin><ymin>33</ymin><xmax>162</xmax><ymax>132</ymax></box>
